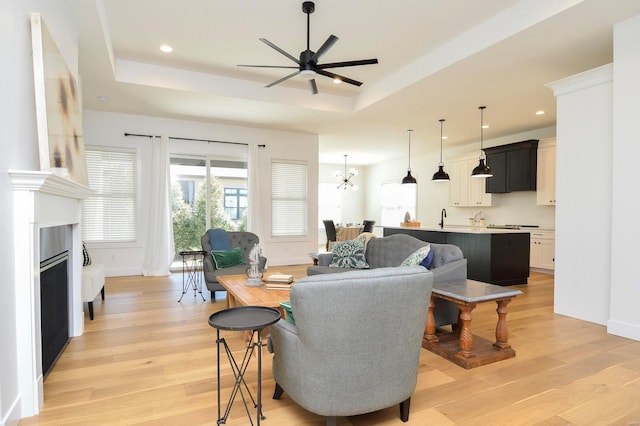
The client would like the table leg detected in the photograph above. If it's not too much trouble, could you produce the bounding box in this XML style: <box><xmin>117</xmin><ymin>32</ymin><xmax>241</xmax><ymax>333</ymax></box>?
<box><xmin>494</xmin><ymin>298</ymin><xmax>513</xmax><ymax>350</ymax></box>
<box><xmin>257</xmin><ymin>329</ymin><xmax>264</xmax><ymax>424</ymax></box>
<box><xmin>456</xmin><ymin>303</ymin><xmax>476</xmax><ymax>359</ymax></box>
<box><xmin>423</xmin><ymin>296</ymin><xmax>438</xmax><ymax>344</ymax></box>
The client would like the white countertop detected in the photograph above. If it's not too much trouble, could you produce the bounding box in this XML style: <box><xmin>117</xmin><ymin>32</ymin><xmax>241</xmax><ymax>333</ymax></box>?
<box><xmin>384</xmin><ymin>224</ymin><xmax>533</xmax><ymax>234</ymax></box>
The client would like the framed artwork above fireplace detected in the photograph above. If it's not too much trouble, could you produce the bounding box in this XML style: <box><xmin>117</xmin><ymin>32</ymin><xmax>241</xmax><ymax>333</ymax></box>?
<box><xmin>30</xmin><ymin>13</ymin><xmax>88</xmax><ymax>186</ymax></box>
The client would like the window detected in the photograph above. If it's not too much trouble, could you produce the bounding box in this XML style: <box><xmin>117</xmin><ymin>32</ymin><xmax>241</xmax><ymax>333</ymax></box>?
<box><xmin>170</xmin><ymin>155</ymin><xmax>248</xmax><ymax>255</ymax></box>
<box><xmin>317</xmin><ymin>182</ymin><xmax>341</xmax><ymax>228</ymax></box>
<box><xmin>224</xmin><ymin>188</ymin><xmax>248</xmax><ymax>220</ymax></box>
<box><xmin>272</xmin><ymin>160</ymin><xmax>308</xmax><ymax>236</ymax></box>
<box><xmin>380</xmin><ymin>182</ymin><xmax>416</xmax><ymax>226</ymax></box>
<box><xmin>82</xmin><ymin>148</ymin><xmax>137</xmax><ymax>243</ymax></box>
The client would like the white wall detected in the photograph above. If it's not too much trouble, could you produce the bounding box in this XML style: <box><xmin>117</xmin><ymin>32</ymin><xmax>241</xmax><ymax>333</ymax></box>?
<box><xmin>550</xmin><ymin>65</ymin><xmax>613</xmax><ymax>326</ymax></box>
<box><xmin>1</xmin><ymin>1</ymin><xmax>78</xmax><ymax>424</ymax></box>
<box><xmin>608</xmin><ymin>14</ymin><xmax>640</xmax><ymax>340</ymax></box>
<box><xmin>364</xmin><ymin>127</ymin><xmax>557</xmax><ymax>231</ymax></box>
<box><xmin>82</xmin><ymin>110</ymin><xmax>319</xmax><ymax>273</ymax></box>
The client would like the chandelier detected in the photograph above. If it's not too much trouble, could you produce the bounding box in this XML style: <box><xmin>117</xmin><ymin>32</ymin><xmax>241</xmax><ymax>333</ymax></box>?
<box><xmin>335</xmin><ymin>154</ymin><xmax>359</xmax><ymax>190</ymax></box>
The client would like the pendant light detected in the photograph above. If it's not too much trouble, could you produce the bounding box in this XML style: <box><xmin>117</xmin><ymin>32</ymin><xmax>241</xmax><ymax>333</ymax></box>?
<box><xmin>432</xmin><ymin>119</ymin><xmax>450</xmax><ymax>182</ymax></box>
<box><xmin>471</xmin><ymin>106</ymin><xmax>493</xmax><ymax>178</ymax></box>
<box><xmin>401</xmin><ymin>129</ymin><xmax>417</xmax><ymax>184</ymax></box>
<box><xmin>335</xmin><ymin>154</ymin><xmax>359</xmax><ymax>190</ymax></box>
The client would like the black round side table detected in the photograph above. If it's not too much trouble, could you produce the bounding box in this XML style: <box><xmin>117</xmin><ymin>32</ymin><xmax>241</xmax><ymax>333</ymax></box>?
<box><xmin>208</xmin><ymin>306</ymin><xmax>281</xmax><ymax>425</ymax></box>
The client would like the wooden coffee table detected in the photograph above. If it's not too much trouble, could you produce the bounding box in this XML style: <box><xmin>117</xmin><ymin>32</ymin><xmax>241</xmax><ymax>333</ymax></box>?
<box><xmin>423</xmin><ymin>279</ymin><xmax>523</xmax><ymax>369</ymax></box>
<box><xmin>216</xmin><ymin>274</ymin><xmax>293</xmax><ymax>317</ymax></box>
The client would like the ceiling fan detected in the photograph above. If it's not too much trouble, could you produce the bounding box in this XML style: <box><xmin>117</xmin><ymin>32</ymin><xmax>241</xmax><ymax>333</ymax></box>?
<box><xmin>238</xmin><ymin>1</ymin><xmax>378</xmax><ymax>95</ymax></box>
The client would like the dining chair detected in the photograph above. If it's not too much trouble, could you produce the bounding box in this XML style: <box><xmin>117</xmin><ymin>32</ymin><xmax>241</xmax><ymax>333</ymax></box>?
<box><xmin>362</xmin><ymin>220</ymin><xmax>376</xmax><ymax>233</ymax></box>
<box><xmin>322</xmin><ymin>220</ymin><xmax>337</xmax><ymax>251</ymax></box>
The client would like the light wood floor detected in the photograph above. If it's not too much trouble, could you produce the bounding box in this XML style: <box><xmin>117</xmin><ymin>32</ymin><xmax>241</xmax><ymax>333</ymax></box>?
<box><xmin>20</xmin><ymin>267</ymin><xmax>640</xmax><ymax>425</ymax></box>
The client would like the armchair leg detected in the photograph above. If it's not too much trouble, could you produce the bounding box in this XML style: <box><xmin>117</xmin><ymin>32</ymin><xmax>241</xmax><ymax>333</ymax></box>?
<box><xmin>88</xmin><ymin>301</ymin><xmax>94</xmax><ymax>321</ymax></box>
<box><xmin>273</xmin><ymin>382</ymin><xmax>285</xmax><ymax>400</ymax></box>
<box><xmin>326</xmin><ymin>416</ymin><xmax>337</xmax><ymax>426</ymax></box>
<box><xmin>100</xmin><ymin>286</ymin><xmax>105</xmax><ymax>301</ymax></box>
<box><xmin>399</xmin><ymin>397</ymin><xmax>411</xmax><ymax>422</ymax></box>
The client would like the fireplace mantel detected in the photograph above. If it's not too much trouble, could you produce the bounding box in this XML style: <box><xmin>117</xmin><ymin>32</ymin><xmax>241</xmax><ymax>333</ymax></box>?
<box><xmin>9</xmin><ymin>170</ymin><xmax>93</xmax><ymax>199</ymax></box>
<box><xmin>10</xmin><ymin>170</ymin><xmax>92</xmax><ymax>417</ymax></box>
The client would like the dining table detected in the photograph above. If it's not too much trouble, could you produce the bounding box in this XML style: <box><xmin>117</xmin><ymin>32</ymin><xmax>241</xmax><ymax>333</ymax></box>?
<box><xmin>336</xmin><ymin>225</ymin><xmax>364</xmax><ymax>241</ymax></box>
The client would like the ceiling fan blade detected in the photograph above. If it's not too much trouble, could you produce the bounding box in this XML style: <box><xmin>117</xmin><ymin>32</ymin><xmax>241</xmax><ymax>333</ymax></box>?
<box><xmin>311</xmin><ymin>35</ymin><xmax>339</xmax><ymax>62</ymax></box>
<box><xmin>316</xmin><ymin>69</ymin><xmax>362</xmax><ymax>87</ymax></box>
<box><xmin>238</xmin><ymin>64</ymin><xmax>298</xmax><ymax>69</ymax></box>
<box><xmin>266</xmin><ymin>70</ymin><xmax>300</xmax><ymax>88</ymax></box>
<box><xmin>259</xmin><ymin>38</ymin><xmax>300</xmax><ymax>64</ymax></box>
<box><xmin>317</xmin><ymin>58</ymin><xmax>378</xmax><ymax>69</ymax></box>
<box><xmin>309</xmin><ymin>78</ymin><xmax>318</xmax><ymax>95</ymax></box>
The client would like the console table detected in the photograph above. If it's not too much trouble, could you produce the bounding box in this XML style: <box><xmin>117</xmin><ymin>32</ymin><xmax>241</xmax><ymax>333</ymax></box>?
<box><xmin>423</xmin><ymin>279</ymin><xmax>523</xmax><ymax>369</ymax></box>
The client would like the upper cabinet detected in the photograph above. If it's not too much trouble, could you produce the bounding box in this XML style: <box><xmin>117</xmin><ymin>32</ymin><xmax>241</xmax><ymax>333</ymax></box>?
<box><xmin>536</xmin><ymin>138</ymin><xmax>556</xmax><ymax>205</ymax></box>
<box><xmin>484</xmin><ymin>140</ymin><xmax>539</xmax><ymax>193</ymax></box>
<box><xmin>449</xmin><ymin>158</ymin><xmax>492</xmax><ymax>207</ymax></box>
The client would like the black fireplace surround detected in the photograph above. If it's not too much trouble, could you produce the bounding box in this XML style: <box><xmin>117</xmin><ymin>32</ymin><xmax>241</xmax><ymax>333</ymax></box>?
<box><xmin>39</xmin><ymin>225</ymin><xmax>71</xmax><ymax>378</ymax></box>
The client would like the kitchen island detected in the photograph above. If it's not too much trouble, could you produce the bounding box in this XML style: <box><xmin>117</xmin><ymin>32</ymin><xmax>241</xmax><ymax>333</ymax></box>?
<box><xmin>384</xmin><ymin>225</ymin><xmax>531</xmax><ymax>285</ymax></box>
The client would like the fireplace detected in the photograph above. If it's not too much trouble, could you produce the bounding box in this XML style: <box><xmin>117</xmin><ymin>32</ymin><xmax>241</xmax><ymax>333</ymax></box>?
<box><xmin>10</xmin><ymin>170</ymin><xmax>93</xmax><ymax>417</ymax></box>
<box><xmin>39</xmin><ymin>225</ymin><xmax>72</xmax><ymax>378</ymax></box>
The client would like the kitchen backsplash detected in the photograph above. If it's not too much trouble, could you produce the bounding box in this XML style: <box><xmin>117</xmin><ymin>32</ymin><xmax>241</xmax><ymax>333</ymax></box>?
<box><xmin>443</xmin><ymin>191</ymin><xmax>555</xmax><ymax>229</ymax></box>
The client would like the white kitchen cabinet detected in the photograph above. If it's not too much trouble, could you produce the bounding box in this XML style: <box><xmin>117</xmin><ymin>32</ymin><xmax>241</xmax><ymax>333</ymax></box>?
<box><xmin>530</xmin><ymin>230</ymin><xmax>555</xmax><ymax>271</ymax></box>
<box><xmin>449</xmin><ymin>158</ymin><xmax>492</xmax><ymax>207</ymax></box>
<box><xmin>536</xmin><ymin>141</ymin><xmax>556</xmax><ymax>205</ymax></box>
<box><xmin>448</xmin><ymin>160</ymin><xmax>467</xmax><ymax>207</ymax></box>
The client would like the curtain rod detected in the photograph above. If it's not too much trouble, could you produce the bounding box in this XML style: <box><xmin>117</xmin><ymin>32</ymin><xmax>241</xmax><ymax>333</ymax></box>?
<box><xmin>125</xmin><ymin>133</ymin><xmax>265</xmax><ymax>147</ymax></box>
<box><xmin>124</xmin><ymin>132</ymin><xmax>160</xmax><ymax>138</ymax></box>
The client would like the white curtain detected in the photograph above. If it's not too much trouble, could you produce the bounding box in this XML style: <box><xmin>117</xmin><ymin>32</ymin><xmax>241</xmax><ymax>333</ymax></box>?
<box><xmin>141</xmin><ymin>135</ymin><xmax>174</xmax><ymax>276</ymax></box>
<box><xmin>248</xmin><ymin>143</ymin><xmax>265</xmax><ymax>250</ymax></box>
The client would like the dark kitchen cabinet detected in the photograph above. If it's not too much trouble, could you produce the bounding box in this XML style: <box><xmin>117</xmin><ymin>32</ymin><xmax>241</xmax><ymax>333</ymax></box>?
<box><xmin>485</xmin><ymin>139</ymin><xmax>538</xmax><ymax>193</ymax></box>
<box><xmin>384</xmin><ymin>227</ymin><xmax>530</xmax><ymax>285</ymax></box>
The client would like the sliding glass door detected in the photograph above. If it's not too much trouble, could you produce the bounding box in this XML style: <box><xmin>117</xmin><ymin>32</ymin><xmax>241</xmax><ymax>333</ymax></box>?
<box><xmin>170</xmin><ymin>155</ymin><xmax>248</xmax><ymax>257</ymax></box>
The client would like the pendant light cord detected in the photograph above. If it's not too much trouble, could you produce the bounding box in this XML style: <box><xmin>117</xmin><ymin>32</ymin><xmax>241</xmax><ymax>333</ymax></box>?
<box><xmin>407</xmin><ymin>129</ymin><xmax>413</xmax><ymax>171</ymax></box>
<box><xmin>439</xmin><ymin>119</ymin><xmax>445</xmax><ymax>165</ymax></box>
<box><xmin>479</xmin><ymin>106</ymin><xmax>486</xmax><ymax>159</ymax></box>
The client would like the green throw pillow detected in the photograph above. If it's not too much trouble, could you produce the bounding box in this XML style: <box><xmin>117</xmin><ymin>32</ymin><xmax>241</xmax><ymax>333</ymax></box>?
<box><xmin>211</xmin><ymin>247</ymin><xmax>244</xmax><ymax>269</ymax></box>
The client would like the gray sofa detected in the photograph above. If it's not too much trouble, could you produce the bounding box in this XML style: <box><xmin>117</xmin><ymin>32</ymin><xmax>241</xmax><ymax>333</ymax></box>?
<box><xmin>200</xmin><ymin>231</ymin><xmax>266</xmax><ymax>298</ymax></box>
<box><xmin>307</xmin><ymin>233</ymin><xmax>467</xmax><ymax>326</ymax></box>
<box><xmin>271</xmin><ymin>266</ymin><xmax>434</xmax><ymax>425</ymax></box>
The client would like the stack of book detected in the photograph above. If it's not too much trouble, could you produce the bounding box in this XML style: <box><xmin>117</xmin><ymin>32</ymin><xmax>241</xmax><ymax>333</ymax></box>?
<box><xmin>265</xmin><ymin>274</ymin><xmax>295</xmax><ymax>290</ymax></box>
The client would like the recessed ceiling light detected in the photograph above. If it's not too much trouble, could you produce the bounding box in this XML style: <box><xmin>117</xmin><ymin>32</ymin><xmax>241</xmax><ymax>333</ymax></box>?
<box><xmin>536</xmin><ymin>110</ymin><xmax>545</xmax><ymax>115</ymax></box>
<box><xmin>160</xmin><ymin>44</ymin><xmax>173</xmax><ymax>53</ymax></box>
<box><xmin>97</xmin><ymin>96</ymin><xmax>109</xmax><ymax>102</ymax></box>
<box><xmin>442</xmin><ymin>136</ymin><xmax>448</xmax><ymax>140</ymax></box>
<box><xmin>333</xmin><ymin>78</ymin><xmax>342</xmax><ymax>84</ymax></box>
<box><xmin>482</xmin><ymin>124</ymin><xmax>490</xmax><ymax>129</ymax></box>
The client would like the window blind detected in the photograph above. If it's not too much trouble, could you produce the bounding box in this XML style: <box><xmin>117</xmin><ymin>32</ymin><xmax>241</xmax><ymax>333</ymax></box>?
<box><xmin>272</xmin><ymin>161</ymin><xmax>308</xmax><ymax>236</ymax></box>
<box><xmin>82</xmin><ymin>148</ymin><xmax>137</xmax><ymax>242</ymax></box>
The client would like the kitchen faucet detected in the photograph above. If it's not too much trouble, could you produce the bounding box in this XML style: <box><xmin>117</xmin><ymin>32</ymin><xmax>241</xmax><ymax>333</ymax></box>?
<box><xmin>439</xmin><ymin>208</ymin><xmax>447</xmax><ymax>229</ymax></box>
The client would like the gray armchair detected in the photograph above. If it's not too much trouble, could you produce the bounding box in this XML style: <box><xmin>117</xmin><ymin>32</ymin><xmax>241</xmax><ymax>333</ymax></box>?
<box><xmin>270</xmin><ymin>266</ymin><xmax>434</xmax><ymax>425</ymax></box>
<box><xmin>200</xmin><ymin>230</ymin><xmax>266</xmax><ymax>299</ymax></box>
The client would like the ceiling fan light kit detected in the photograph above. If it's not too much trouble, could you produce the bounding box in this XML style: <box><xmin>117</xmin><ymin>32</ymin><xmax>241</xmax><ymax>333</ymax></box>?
<box><xmin>432</xmin><ymin>118</ymin><xmax>450</xmax><ymax>182</ymax></box>
<box><xmin>238</xmin><ymin>1</ymin><xmax>378</xmax><ymax>95</ymax></box>
<box><xmin>471</xmin><ymin>106</ymin><xmax>493</xmax><ymax>178</ymax></box>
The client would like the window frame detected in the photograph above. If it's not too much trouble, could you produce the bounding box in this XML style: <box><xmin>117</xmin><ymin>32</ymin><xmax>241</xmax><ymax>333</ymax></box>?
<box><xmin>82</xmin><ymin>145</ymin><xmax>141</xmax><ymax>247</ymax></box>
<box><xmin>271</xmin><ymin>159</ymin><xmax>309</xmax><ymax>238</ymax></box>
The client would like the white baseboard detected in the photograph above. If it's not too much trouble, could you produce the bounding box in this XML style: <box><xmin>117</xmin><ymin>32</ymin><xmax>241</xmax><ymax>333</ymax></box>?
<box><xmin>1</xmin><ymin>394</ymin><xmax>21</xmax><ymax>426</ymax></box>
<box><xmin>607</xmin><ymin>319</ymin><xmax>640</xmax><ymax>342</ymax></box>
